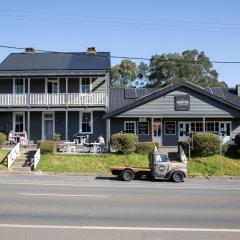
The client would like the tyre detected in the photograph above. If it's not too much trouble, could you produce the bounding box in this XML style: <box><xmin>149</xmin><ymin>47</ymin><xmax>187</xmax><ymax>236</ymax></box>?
<box><xmin>171</xmin><ymin>171</ymin><xmax>184</xmax><ymax>183</ymax></box>
<box><xmin>121</xmin><ymin>169</ymin><xmax>135</xmax><ymax>181</ymax></box>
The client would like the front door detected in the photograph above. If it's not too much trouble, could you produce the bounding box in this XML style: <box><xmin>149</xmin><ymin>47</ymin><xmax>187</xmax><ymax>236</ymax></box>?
<box><xmin>153</xmin><ymin>122</ymin><xmax>162</xmax><ymax>146</ymax></box>
<box><xmin>43</xmin><ymin>113</ymin><xmax>54</xmax><ymax>140</ymax></box>
<box><xmin>179</xmin><ymin>122</ymin><xmax>190</xmax><ymax>142</ymax></box>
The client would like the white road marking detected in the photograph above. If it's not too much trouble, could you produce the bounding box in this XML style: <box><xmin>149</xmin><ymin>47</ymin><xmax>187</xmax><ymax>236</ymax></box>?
<box><xmin>19</xmin><ymin>193</ymin><xmax>109</xmax><ymax>198</ymax></box>
<box><xmin>0</xmin><ymin>180</ymin><xmax>240</xmax><ymax>190</ymax></box>
<box><xmin>0</xmin><ymin>224</ymin><xmax>239</xmax><ymax>232</ymax></box>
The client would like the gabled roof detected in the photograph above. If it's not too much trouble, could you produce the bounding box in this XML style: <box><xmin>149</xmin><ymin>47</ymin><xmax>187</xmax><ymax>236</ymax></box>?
<box><xmin>104</xmin><ymin>81</ymin><xmax>240</xmax><ymax>119</ymax></box>
<box><xmin>0</xmin><ymin>52</ymin><xmax>110</xmax><ymax>76</ymax></box>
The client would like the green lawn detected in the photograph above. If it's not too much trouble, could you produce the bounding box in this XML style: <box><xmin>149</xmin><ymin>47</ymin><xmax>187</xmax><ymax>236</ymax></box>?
<box><xmin>0</xmin><ymin>149</ymin><xmax>9</xmax><ymax>171</ymax></box>
<box><xmin>37</xmin><ymin>153</ymin><xmax>149</xmax><ymax>174</ymax></box>
<box><xmin>37</xmin><ymin>153</ymin><xmax>240</xmax><ymax>176</ymax></box>
<box><xmin>188</xmin><ymin>154</ymin><xmax>240</xmax><ymax>176</ymax></box>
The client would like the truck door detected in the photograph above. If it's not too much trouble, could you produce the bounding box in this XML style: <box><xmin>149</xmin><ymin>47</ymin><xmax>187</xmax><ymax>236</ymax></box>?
<box><xmin>153</xmin><ymin>154</ymin><xmax>170</xmax><ymax>178</ymax></box>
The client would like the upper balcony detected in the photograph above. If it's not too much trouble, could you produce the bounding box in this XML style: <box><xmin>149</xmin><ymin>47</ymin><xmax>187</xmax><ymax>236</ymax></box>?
<box><xmin>0</xmin><ymin>93</ymin><xmax>107</xmax><ymax>107</ymax></box>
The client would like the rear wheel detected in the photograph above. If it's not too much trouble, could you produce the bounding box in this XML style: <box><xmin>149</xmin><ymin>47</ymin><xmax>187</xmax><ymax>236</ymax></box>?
<box><xmin>171</xmin><ymin>171</ymin><xmax>184</xmax><ymax>183</ymax></box>
<box><xmin>121</xmin><ymin>169</ymin><xmax>135</xmax><ymax>181</ymax></box>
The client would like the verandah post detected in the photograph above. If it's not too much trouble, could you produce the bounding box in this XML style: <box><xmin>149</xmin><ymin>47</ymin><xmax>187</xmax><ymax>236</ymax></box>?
<box><xmin>151</xmin><ymin>118</ymin><xmax>154</xmax><ymax>143</ymax></box>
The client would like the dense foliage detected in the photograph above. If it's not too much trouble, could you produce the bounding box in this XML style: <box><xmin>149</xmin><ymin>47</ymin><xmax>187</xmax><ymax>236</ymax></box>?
<box><xmin>193</xmin><ymin>133</ymin><xmax>220</xmax><ymax>156</ymax></box>
<box><xmin>110</xmin><ymin>133</ymin><xmax>138</xmax><ymax>153</ymax></box>
<box><xmin>111</xmin><ymin>49</ymin><xmax>227</xmax><ymax>88</ymax></box>
<box><xmin>135</xmin><ymin>142</ymin><xmax>159</xmax><ymax>153</ymax></box>
<box><xmin>40</xmin><ymin>141</ymin><xmax>56</xmax><ymax>154</ymax></box>
<box><xmin>0</xmin><ymin>132</ymin><xmax>6</xmax><ymax>149</ymax></box>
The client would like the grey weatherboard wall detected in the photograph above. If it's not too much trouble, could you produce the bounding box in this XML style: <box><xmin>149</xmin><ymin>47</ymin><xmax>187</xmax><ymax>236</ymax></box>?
<box><xmin>118</xmin><ymin>87</ymin><xmax>240</xmax><ymax>118</ymax></box>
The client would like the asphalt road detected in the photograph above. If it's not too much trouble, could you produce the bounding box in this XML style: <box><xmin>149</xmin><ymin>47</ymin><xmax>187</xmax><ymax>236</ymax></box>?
<box><xmin>0</xmin><ymin>174</ymin><xmax>240</xmax><ymax>240</ymax></box>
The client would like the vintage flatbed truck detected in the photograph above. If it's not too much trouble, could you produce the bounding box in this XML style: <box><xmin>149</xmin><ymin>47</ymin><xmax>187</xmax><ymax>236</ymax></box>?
<box><xmin>111</xmin><ymin>146</ymin><xmax>187</xmax><ymax>182</ymax></box>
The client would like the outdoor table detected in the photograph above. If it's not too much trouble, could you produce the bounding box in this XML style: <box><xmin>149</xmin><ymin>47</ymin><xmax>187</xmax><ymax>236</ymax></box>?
<box><xmin>84</xmin><ymin>142</ymin><xmax>101</xmax><ymax>153</ymax></box>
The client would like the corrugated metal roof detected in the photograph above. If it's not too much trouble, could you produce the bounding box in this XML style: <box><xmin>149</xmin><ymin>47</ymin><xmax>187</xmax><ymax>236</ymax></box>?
<box><xmin>0</xmin><ymin>52</ymin><xmax>111</xmax><ymax>74</ymax></box>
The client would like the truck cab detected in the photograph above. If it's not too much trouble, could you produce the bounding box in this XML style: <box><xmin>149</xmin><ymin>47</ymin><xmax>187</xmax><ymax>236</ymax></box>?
<box><xmin>148</xmin><ymin>149</ymin><xmax>187</xmax><ymax>182</ymax></box>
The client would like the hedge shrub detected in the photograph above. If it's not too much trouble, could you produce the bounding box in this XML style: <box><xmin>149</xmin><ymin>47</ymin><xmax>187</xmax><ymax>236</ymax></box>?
<box><xmin>136</xmin><ymin>142</ymin><xmax>159</xmax><ymax>153</ymax></box>
<box><xmin>40</xmin><ymin>141</ymin><xmax>56</xmax><ymax>154</ymax></box>
<box><xmin>193</xmin><ymin>133</ymin><xmax>220</xmax><ymax>156</ymax></box>
<box><xmin>110</xmin><ymin>133</ymin><xmax>138</xmax><ymax>153</ymax></box>
<box><xmin>234</xmin><ymin>133</ymin><xmax>240</xmax><ymax>155</ymax></box>
<box><xmin>0</xmin><ymin>132</ymin><xmax>6</xmax><ymax>149</ymax></box>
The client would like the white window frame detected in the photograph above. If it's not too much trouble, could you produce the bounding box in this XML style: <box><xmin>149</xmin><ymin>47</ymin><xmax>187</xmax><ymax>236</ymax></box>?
<box><xmin>13</xmin><ymin>78</ymin><xmax>25</xmax><ymax>94</ymax></box>
<box><xmin>45</xmin><ymin>78</ymin><xmax>60</xmax><ymax>93</ymax></box>
<box><xmin>42</xmin><ymin>112</ymin><xmax>55</xmax><ymax>140</ymax></box>
<box><xmin>124</xmin><ymin>121</ymin><xmax>136</xmax><ymax>134</ymax></box>
<box><xmin>79</xmin><ymin>77</ymin><xmax>93</xmax><ymax>93</ymax></box>
<box><xmin>164</xmin><ymin>121</ymin><xmax>176</xmax><ymax>135</ymax></box>
<box><xmin>79</xmin><ymin>111</ymin><xmax>93</xmax><ymax>134</ymax></box>
<box><xmin>13</xmin><ymin>112</ymin><xmax>25</xmax><ymax>134</ymax></box>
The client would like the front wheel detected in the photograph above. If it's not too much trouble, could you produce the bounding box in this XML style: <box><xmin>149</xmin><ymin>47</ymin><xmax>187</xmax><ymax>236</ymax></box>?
<box><xmin>121</xmin><ymin>169</ymin><xmax>135</xmax><ymax>181</ymax></box>
<box><xmin>171</xmin><ymin>171</ymin><xmax>184</xmax><ymax>183</ymax></box>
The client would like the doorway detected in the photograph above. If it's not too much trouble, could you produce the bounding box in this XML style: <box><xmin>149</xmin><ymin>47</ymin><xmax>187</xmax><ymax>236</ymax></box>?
<box><xmin>153</xmin><ymin>121</ymin><xmax>162</xmax><ymax>146</ymax></box>
<box><xmin>178</xmin><ymin>122</ymin><xmax>190</xmax><ymax>142</ymax></box>
<box><xmin>42</xmin><ymin>112</ymin><xmax>54</xmax><ymax>140</ymax></box>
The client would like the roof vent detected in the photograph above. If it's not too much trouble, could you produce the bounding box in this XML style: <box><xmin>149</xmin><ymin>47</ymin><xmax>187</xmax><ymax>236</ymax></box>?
<box><xmin>236</xmin><ymin>84</ymin><xmax>240</xmax><ymax>96</ymax></box>
<box><xmin>86</xmin><ymin>47</ymin><xmax>96</xmax><ymax>55</ymax></box>
<box><xmin>25</xmin><ymin>47</ymin><xmax>36</xmax><ymax>53</ymax></box>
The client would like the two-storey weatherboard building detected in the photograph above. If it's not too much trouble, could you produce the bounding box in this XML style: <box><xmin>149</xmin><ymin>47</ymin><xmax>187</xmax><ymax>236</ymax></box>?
<box><xmin>0</xmin><ymin>47</ymin><xmax>110</xmax><ymax>143</ymax></box>
<box><xmin>0</xmin><ymin>47</ymin><xmax>240</xmax><ymax>147</ymax></box>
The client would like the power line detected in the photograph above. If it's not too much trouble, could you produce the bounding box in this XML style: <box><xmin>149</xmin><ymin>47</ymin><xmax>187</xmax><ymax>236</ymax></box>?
<box><xmin>1</xmin><ymin>9</ymin><xmax>240</xmax><ymax>34</ymax></box>
<box><xmin>1</xmin><ymin>44</ymin><xmax>240</xmax><ymax>64</ymax></box>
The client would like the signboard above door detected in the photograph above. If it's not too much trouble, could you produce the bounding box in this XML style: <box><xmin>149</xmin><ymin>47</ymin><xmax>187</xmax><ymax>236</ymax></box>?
<box><xmin>175</xmin><ymin>95</ymin><xmax>190</xmax><ymax>111</ymax></box>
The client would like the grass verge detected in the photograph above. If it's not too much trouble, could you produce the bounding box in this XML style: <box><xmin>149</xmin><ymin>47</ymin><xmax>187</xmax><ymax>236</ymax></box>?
<box><xmin>37</xmin><ymin>153</ymin><xmax>240</xmax><ymax>176</ymax></box>
<box><xmin>37</xmin><ymin>153</ymin><xmax>148</xmax><ymax>174</ymax></box>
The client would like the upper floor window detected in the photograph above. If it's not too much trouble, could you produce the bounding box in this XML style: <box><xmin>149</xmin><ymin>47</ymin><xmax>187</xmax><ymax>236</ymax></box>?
<box><xmin>81</xmin><ymin>78</ymin><xmax>92</xmax><ymax>93</ymax></box>
<box><xmin>14</xmin><ymin>78</ymin><xmax>25</xmax><ymax>94</ymax></box>
<box><xmin>46</xmin><ymin>79</ymin><xmax>59</xmax><ymax>93</ymax></box>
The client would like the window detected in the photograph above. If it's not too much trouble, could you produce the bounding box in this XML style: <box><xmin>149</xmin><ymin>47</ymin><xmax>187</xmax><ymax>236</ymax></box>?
<box><xmin>124</xmin><ymin>121</ymin><xmax>136</xmax><ymax>134</ymax></box>
<box><xmin>164</xmin><ymin>121</ymin><xmax>176</xmax><ymax>135</ymax></box>
<box><xmin>81</xmin><ymin>78</ymin><xmax>91</xmax><ymax>93</ymax></box>
<box><xmin>13</xmin><ymin>113</ymin><xmax>25</xmax><ymax>133</ymax></box>
<box><xmin>14</xmin><ymin>78</ymin><xmax>25</xmax><ymax>94</ymax></box>
<box><xmin>80</xmin><ymin>112</ymin><xmax>92</xmax><ymax>133</ymax></box>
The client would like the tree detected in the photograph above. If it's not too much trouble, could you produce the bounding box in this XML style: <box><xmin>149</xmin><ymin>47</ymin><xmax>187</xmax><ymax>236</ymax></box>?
<box><xmin>111</xmin><ymin>59</ymin><xmax>138</xmax><ymax>87</ymax></box>
<box><xmin>147</xmin><ymin>50</ymin><xmax>228</xmax><ymax>88</ymax></box>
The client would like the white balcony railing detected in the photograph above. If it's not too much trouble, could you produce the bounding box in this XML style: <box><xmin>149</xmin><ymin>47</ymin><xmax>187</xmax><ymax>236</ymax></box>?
<box><xmin>0</xmin><ymin>93</ymin><xmax>106</xmax><ymax>106</ymax></box>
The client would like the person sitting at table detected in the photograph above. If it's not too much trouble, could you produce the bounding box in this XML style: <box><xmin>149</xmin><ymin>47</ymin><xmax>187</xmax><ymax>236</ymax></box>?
<box><xmin>8</xmin><ymin>130</ymin><xmax>16</xmax><ymax>145</ymax></box>
<box><xmin>20</xmin><ymin>130</ymin><xmax>28</xmax><ymax>147</ymax></box>
<box><xmin>98</xmin><ymin>135</ymin><xmax>105</xmax><ymax>145</ymax></box>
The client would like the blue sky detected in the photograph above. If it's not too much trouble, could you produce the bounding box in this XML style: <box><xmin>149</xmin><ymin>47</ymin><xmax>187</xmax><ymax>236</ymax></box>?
<box><xmin>0</xmin><ymin>0</ymin><xmax>240</xmax><ymax>87</ymax></box>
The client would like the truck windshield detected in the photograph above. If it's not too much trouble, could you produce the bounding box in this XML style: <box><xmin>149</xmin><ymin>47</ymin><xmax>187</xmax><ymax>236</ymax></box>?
<box><xmin>155</xmin><ymin>154</ymin><xmax>168</xmax><ymax>162</ymax></box>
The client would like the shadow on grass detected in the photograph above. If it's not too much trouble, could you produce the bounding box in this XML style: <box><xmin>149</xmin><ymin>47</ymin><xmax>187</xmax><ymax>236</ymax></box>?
<box><xmin>0</xmin><ymin>151</ymin><xmax>9</xmax><ymax>167</ymax></box>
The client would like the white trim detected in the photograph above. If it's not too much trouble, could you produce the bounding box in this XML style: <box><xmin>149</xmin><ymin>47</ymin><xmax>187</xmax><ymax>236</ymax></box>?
<box><xmin>79</xmin><ymin>77</ymin><xmax>93</xmax><ymax>93</ymax></box>
<box><xmin>45</xmin><ymin>78</ymin><xmax>60</xmax><ymax>93</ymax></box>
<box><xmin>13</xmin><ymin>112</ymin><xmax>25</xmax><ymax>134</ymax></box>
<box><xmin>124</xmin><ymin>121</ymin><xmax>136</xmax><ymax>134</ymax></box>
<box><xmin>42</xmin><ymin>112</ymin><xmax>55</xmax><ymax>140</ymax></box>
<box><xmin>13</xmin><ymin>78</ymin><xmax>26</xmax><ymax>94</ymax></box>
<box><xmin>79</xmin><ymin>111</ymin><xmax>93</xmax><ymax>134</ymax></box>
<box><xmin>137</xmin><ymin>121</ymin><xmax>149</xmax><ymax>135</ymax></box>
<box><xmin>164</xmin><ymin>121</ymin><xmax>176</xmax><ymax>135</ymax></box>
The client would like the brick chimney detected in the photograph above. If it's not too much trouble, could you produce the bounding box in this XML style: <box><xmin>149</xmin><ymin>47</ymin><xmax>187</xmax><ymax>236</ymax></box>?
<box><xmin>25</xmin><ymin>47</ymin><xmax>36</xmax><ymax>53</ymax></box>
<box><xmin>86</xmin><ymin>47</ymin><xmax>96</xmax><ymax>54</ymax></box>
<box><xmin>236</xmin><ymin>84</ymin><xmax>240</xmax><ymax>96</ymax></box>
